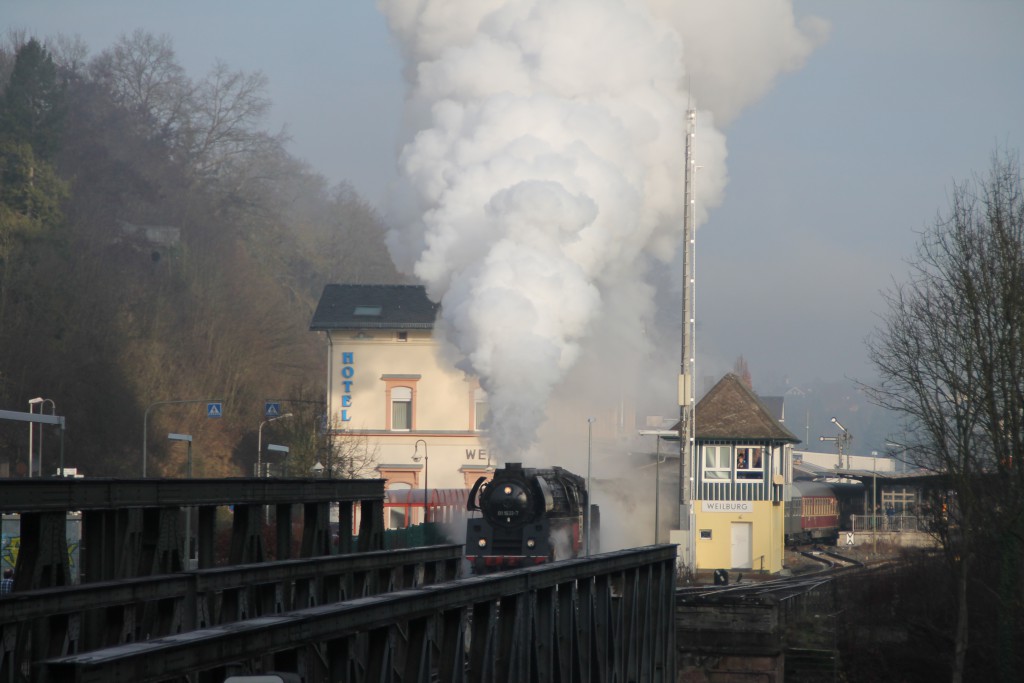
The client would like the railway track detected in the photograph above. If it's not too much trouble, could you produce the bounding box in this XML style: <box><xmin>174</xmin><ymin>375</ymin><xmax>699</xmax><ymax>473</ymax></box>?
<box><xmin>677</xmin><ymin>548</ymin><xmax>863</xmax><ymax>602</ymax></box>
<box><xmin>798</xmin><ymin>546</ymin><xmax>863</xmax><ymax>569</ymax></box>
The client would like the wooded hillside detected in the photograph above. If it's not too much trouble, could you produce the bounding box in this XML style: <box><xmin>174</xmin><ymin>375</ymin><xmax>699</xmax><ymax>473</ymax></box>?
<box><xmin>0</xmin><ymin>31</ymin><xmax>404</xmax><ymax>477</ymax></box>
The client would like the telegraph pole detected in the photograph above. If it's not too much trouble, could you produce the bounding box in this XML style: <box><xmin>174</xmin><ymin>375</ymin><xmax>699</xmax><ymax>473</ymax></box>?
<box><xmin>678</xmin><ymin>109</ymin><xmax>697</xmax><ymax>569</ymax></box>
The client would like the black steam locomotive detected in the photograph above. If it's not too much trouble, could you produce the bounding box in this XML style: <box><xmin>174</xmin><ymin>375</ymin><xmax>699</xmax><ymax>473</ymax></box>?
<box><xmin>465</xmin><ymin>462</ymin><xmax>597</xmax><ymax>573</ymax></box>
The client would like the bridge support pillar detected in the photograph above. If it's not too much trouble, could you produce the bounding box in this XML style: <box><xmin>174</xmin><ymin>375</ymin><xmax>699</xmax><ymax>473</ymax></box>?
<box><xmin>337</xmin><ymin>501</ymin><xmax>353</xmax><ymax>554</ymax></box>
<box><xmin>81</xmin><ymin>509</ymin><xmax>127</xmax><ymax>583</ymax></box>
<box><xmin>14</xmin><ymin>512</ymin><xmax>71</xmax><ymax>591</ymax></box>
<box><xmin>276</xmin><ymin>504</ymin><xmax>292</xmax><ymax>560</ymax></box>
<box><xmin>229</xmin><ymin>504</ymin><xmax>265</xmax><ymax>565</ymax></box>
<box><xmin>357</xmin><ymin>499</ymin><xmax>384</xmax><ymax>552</ymax></box>
<box><xmin>301</xmin><ymin>503</ymin><xmax>330</xmax><ymax>557</ymax></box>
<box><xmin>140</xmin><ymin>507</ymin><xmax>185</xmax><ymax>575</ymax></box>
<box><xmin>197</xmin><ymin>506</ymin><xmax>216</xmax><ymax>569</ymax></box>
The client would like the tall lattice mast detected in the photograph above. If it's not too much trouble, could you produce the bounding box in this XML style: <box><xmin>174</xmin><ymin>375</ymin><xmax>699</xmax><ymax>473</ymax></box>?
<box><xmin>678</xmin><ymin>109</ymin><xmax>697</xmax><ymax>568</ymax></box>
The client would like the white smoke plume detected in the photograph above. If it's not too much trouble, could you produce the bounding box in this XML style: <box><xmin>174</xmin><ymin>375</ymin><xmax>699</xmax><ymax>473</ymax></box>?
<box><xmin>380</xmin><ymin>0</ymin><xmax>825</xmax><ymax>463</ymax></box>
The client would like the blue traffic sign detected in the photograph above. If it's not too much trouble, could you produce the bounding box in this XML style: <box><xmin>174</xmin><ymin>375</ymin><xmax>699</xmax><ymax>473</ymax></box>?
<box><xmin>207</xmin><ymin>402</ymin><xmax>223</xmax><ymax>418</ymax></box>
<box><xmin>265</xmin><ymin>402</ymin><xmax>281</xmax><ymax>418</ymax></box>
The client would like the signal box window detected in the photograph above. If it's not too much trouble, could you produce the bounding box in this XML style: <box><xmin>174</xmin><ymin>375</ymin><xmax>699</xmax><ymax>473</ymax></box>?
<box><xmin>703</xmin><ymin>445</ymin><xmax>731</xmax><ymax>479</ymax></box>
<box><xmin>391</xmin><ymin>387</ymin><xmax>412</xmax><ymax>431</ymax></box>
<box><xmin>736</xmin><ymin>446</ymin><xmax>764</xmax><ymax>480</ymax></box>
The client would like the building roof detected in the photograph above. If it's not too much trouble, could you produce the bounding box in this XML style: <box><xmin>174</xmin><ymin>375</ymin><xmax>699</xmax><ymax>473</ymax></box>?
<box><xmin>690</xmin><ymin>373</ymin><xmax>801</xmax><ymax>444</ymax></box>
<box><xmin>309</xmin><ymin>284</ymin><xmax>439</xmax><ymax>331</ymax></box>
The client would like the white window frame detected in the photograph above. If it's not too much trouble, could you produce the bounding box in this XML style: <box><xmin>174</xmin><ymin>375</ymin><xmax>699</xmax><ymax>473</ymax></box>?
<box><xmin>703</xmin><ymin>444</ymin><xmax>732</xmax><ymax>480</ymax></box>
<box><xmin>391</xmin><ymin>386</ymin><xmax>412</xmax><ymax>431</ymax></box>
<box><xmin>474</xmin><ymin>387</ymin><xmax>489</xmax><ymax>431</ymax></box>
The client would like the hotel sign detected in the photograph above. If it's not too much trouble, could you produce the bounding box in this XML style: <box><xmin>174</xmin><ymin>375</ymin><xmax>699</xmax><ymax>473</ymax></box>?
<box><xmin>701</xmin><ymin>501</ymin><xmax>753</xmax><ymax>513</ymax></box>
<box><xmin>339</xmin><ymin>351</ymin><xmax>354</xmax><ymax>423</ymax></box>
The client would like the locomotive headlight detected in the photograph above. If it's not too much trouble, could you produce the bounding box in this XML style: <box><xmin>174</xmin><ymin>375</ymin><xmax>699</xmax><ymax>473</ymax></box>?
<box><xmin>526</xmin><ymin>538</ymin><xmax>536</xmax><ymax>548</ymax></box>
<box><xmin>477</xmin><ymin>539</ymin><xmax>487</xmax><ymax>548</ymax></box>
<box><xmin>503</xmin><ymin>485</ymin><xmax>513</xmax><ymax>495</ymax></box>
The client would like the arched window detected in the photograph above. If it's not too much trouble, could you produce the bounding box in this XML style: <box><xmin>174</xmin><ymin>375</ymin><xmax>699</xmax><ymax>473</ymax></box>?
<box><xmin>391</xmin><ymin>386</ymin><xmax>412</xmax><ymax>431</ymax></box>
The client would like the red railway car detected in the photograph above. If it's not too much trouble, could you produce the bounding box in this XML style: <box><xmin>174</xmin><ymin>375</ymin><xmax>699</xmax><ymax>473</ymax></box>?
<box><xmin>785</xmin><ymin>480</ymin><xmax>840</xmax><ymax>544</ymax></box>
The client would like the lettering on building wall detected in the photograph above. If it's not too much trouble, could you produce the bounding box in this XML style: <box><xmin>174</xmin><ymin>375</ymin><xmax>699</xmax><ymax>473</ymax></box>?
<box><xmin>701</xmin><ymin>501</ymin><xmax>754</xmax><ymax>513</ymax></box>
<box><xmin>340</xmin><ymin>352</ymin><xmax>354</xmax><ymax>422</ymax></box>
<box><xmin>465</xmin><ymin>448</ymin><xmax>488</xmax><ymax>461</ymax></box>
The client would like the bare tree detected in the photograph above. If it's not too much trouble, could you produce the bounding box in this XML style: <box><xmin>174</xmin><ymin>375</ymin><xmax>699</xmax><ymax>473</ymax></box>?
<box><xmin>865</xmin><ymin>151</ymin><xmax>1024</xmax><ymax>682</ymax></box>
<box><xmin>89</xmin><ymin>30</ymin><xmax>191</xmax><ymax>142</ymax></box>
<box><xmin>181</xmin><ymin>61</ymin><xmax>282</xmax><ymax>181</ymax></box>
<box><xmin>326</xmin><ymin>428</ymin><xmax>380</xmax><ymax>480</ymax></box>
<box><xmin>254</xmin><ymin>390</ymin><xmax>379</xmax><ymax>480</ymax></box>
<box><xmin>90</xmin><ymin>32</ymin><xmax>285</xmax><ymax>189</ymax></box>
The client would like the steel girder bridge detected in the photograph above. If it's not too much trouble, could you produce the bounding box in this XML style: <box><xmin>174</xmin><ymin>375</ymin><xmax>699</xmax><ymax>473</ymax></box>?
<box><xmin>0</xmin><ymin>479</ymin><xmax>678</xmax><ymax>682</ymax></box>
<box><xmin>0</xmin><ymin>478</ymin><xmax>388</xmax><ymax>588</ymax></box>
<box><xmin>43</xmin><ymin>545</ymin><xmax>677</xmax><ymax>683</ymax></box>
<box><xmin>0</xmin><ymin>478</ymin><xmax>391</xmax><ymax>681</ymax></box>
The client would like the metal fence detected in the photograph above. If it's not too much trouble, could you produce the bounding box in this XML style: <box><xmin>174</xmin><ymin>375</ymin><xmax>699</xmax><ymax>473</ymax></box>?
<box><xmin>849</xmin><ymin>514</ymin><xmax>922</xmax><ymax>533</ymax></box>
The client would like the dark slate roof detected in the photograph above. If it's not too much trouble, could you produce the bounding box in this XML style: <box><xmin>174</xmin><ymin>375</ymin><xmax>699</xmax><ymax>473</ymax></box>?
<box><xmin>687</xmin><ymin>373</ymin><xmax>800</xmax><ymax>444</ymax></box>
<box><xmin>309</xmin><ymin>284</ymin><xmax>439</xmax><ymax>331</ymax></box>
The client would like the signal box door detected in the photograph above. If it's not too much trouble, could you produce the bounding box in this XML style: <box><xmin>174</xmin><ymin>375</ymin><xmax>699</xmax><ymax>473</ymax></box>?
<box><xmin>730</xmin><ymin>522</ymin><xmax>753</xmax><ymax>569</ymax></box>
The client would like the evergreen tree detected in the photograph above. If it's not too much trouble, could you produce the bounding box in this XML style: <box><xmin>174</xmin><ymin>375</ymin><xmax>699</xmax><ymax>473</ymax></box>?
<box><xmin>0</xmin><ymin>38</ymin><xmax>67</xmax><ymax>160</ymax></box>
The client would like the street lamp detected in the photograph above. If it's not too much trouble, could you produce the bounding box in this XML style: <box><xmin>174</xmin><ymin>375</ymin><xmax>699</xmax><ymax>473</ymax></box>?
<box><xmin>640</xmin><ymin>429</ymin><xmax>679</xmax><ymax>544</ymax></box>
<box><xmin>28</xmin><ymin>397</ymin><xmax>43</xmax><ymax>477</ymax></box>
<box><xmin>36</xmin><ymin>398</ymin><xmax>55</xmax><ymax>476</ymax></box>
<box><xmin>27</xmin><ymin>397</ymin><xmax>56</xmax><ymax>476</ymax></box>
<box><xmin>412</xmin><ymin>439</ymin><xmax>428</xmax><ymax>523</ymax></box>
<box><xmin>168</xmin><ymin>433</ymin><xmax>193</xmax><ymax>477</ymax></box>
<box><xmin>267</xmin><ymin>444</ymin><xmax>289</xmax><ymax>476</ymax></box>
<box><xmin>586</xmin><ymin>418</ymin><xmax>595</xmax><ymax>557</ymax></box>
<box><xmin>871</xmin><ymin>450</ymin><xmax>879</xmax><ymax>556</ymax></box>
<box><xmin>257</xmin><ymin>413</ymin><xmax>293</xmax><ymax>477</ymax></box>
<box><xmin>168</xmin><ymin>433</ymin><xmax>193</xmax><ymax>564</ymax></box>
<box><xmin>143</xmin><ymin>398</ymin><xmax>223</xmax><ymax>477</ymax></box>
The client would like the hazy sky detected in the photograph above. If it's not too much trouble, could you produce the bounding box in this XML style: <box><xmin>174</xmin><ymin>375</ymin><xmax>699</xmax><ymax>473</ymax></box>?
<box><xmin>6</xmin><ymin>0</ymin><xmax>1024</xmax><ymax>388</ymax></box>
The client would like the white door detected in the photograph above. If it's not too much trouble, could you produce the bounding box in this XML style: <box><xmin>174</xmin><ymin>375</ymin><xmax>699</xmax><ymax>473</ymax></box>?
<box><xmin>730</xmin><ymin>522</ymin><xmax>753</xmax><ymax>569</ymax></box>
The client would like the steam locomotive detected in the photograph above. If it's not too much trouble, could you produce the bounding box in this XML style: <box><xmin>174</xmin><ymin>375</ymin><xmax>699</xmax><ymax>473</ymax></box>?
<box><xmin>465</xmin><ymin>463</ymin><xmax>597</xmax><ymax>573</ymax></box>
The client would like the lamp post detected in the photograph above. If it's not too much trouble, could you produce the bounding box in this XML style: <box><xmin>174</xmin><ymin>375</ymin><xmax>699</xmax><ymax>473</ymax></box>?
<box><xmin>586</xmin><ymin>418</ymin><xmax>595</xmax><ymax>557</ymax></box>
<box><xmin>168</xmin><ymin>433</ymin><xmax>193</xmax><ymax>565</ymax></box>
<box><xmin>267</xmin><ymin>444</ymin><xmax>289</xmax><ymax>476</ymax></box>
<box><xmin>871</xmin><ymin>450</ymin><xmax>878</xmax><ymax>556</ymax></box>
<box><xmin>143</xmin><ymin>398</ymin><xmax>223</xmax><ymax>477</ymax></box>
<box><xmin>28</xmin><ymin>397</ymin><xmax>43</xmax><ymax>477</ymax></box>
<box><xmin>38</xmin><ymin>399</ymin><xmax>55</xmax><ymax>476</ymax></box>
<box><xmin>168</xmin><ymin>433</ymin><xmax>193</xmax><ymax>477</ymax></box>
<box><xmin>257</xmin><ymin>413</ymin><xmax>293</xmax><ymax>477</ymax></box>
<box><xmin>412</xmin><ymin>439</ymin><xmax>428</xmax><ymax>523</ymax></box>
<box><xmin>639</xmin><ymin>429</ymin><xmax>679</xmax><ymax>544</ymax></box>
